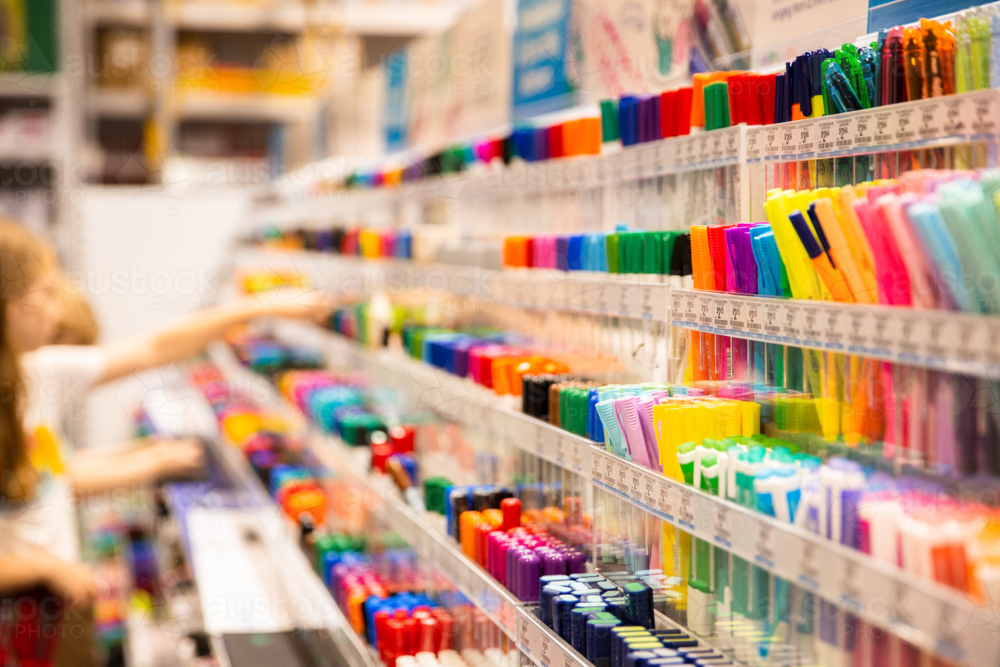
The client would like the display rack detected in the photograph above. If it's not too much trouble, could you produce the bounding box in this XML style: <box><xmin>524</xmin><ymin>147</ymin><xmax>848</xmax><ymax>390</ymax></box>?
<box><xmin>264</xmin><ymin>320</ymin><xmax>1000</xmax><ymax>667</ymax></box>
<box><xmin>272</xmin><ymin>89</ymin><xmax>1000</xmax><ymax>200</ymax></box>
<box><xmin>206</xmin><ymin>340</ymin><xmax>524</xmax><ymax>641</ymax></box>
<box><xmin>238</xmin><ymin>247</ymin><xmax>668</xmax><ymax>321</ymax></box>
<box><xmin>141</xmin><ymin>363</ymin><xmax>379</xmax><ymax>667</ymax></box>
<box><xmin>670</xmin><ymin>289</ymin><xmax>1000</xmax><ymax>379</ymax></box>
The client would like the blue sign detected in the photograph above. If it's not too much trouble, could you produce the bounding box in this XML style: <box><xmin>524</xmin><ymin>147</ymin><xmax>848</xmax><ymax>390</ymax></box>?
<box><xmin>385</xmin><ymin>49</ymin><xmax>408</xmax><ymax>151</ymax></box>
<box><xmin>512</xmin><ymin>0</ymin><xmax>574</xmax><ymax>120</ymax></box>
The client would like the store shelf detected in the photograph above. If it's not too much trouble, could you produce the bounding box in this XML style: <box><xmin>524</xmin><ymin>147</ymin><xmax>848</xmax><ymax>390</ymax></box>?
<box><xmin>166</xmin><ymin>1</ymin><xmax>307</xmax><ymax>32</ymax></box>
<box><xmin>0</xmin><ymin>72</ymin><xmax>60</xmax><ymax>98</ymax></box>
<box><xmin>175</xmin><ymin>92</ymin><xmax>319</xmax><ymax>121</ymax></box>
<box><xmin>238</xmin><ymin>247</ymin><xmax>668</xmax><ymax>321</ymax></box>
<box><xmin>86</xmin><ymin>0</ymin><xmax>152</xmax><ymax>26</ymax></box>
<box><xmin>271</xmin><ymin>319</ymin><xmax>594</xmax><ymax>477</ymax></box>
<box><xmin>670</xmin><ymin>288</ymin><xmax>1000</xmax><ymax>379</ymax></box>
<box><xmin>270</xmin><ymin>323</ymin><xmax>1000</xmax><ymax>667</ymax></box>
<box><xmin>206</xmin><ymin>340</ymin><xmax>524</xmax><ymax>641</ymax></box>
<box><xmin>590</xmin><ymin>447</ymin><xmax>999</xmax><ymax>667</ymax></box>
<box><xmin>275</xmin><ymin>89</ymin><xmax>1000</xmax><ymax>201</ymax></box>
<box><xmin>141</xmin><ymin>364</ymin><xmax>377</xmax><ymax>667</ymax></box>
<box><xmin>88</xmin><ymin>87</ymin><xmax>151</xmax><ymax>118</ymax></box>
<box><xmin>746</xmin><ymin>88</ymin><xmax>998</xmax><ymax>162</ymax></box>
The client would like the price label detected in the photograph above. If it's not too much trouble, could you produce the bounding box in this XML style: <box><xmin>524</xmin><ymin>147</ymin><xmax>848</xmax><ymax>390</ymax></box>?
<box><xmin>591</xmin><ymin>449</ymin><xmax>605</xmax><ymax>484</ymax></box>
<box><xmin>539</xmin><ymin>631</ymin><xmax>554</xmax><ymax>667</ymax></box>
<box><xmin>658</xmin><ymin>480</ymin><xmax>675</xmax><ymax>519</ymax></box>
<box><xmin>629</xmin><ymin>468</ymin><xmax>643</xmax><ymax>499</ymax></box>
<box><xmin>714</xmin><ymin>504</ymin><xmax>732</xmax><ymax>547</ymax></box>
<box><xmin>678</xmin><ymin>488</ymin><xmax>695</xmax><ymax>529</ymax></box>
<box><xmin>553</xmin><ymin>434</ymin><xmax>565</xmax><ymax>464</ymax></box>
<box><xmin>696</xmin><ymin>135</ymin><xmax>711</xmax><ymax>165</ymax></box>
<box><xmin>724</xmin><ymin>127</ymin><xmax>740</xmax><ymax>162</ymax></box>
<box><xmin>518</xmin><ymin>611</ymin><xmax>535</xmax><ymax>655</ymax></box>
<box><xmin>746</xmin><ymin>127</ymin><xmax>763</xmax><ymax>161</ymax></box>
<box><xmin>969</xmin><ymin>90</ymin><xmax>997</xmax><ymax>137</ymax></box>
<box><xmin>744</xmin><ymin>301</ymin><xmax>762</xmax><ymax>334</ymax></box>
<box><xmin>569</xmin><ymin>437</ymin><xmax>585</xmax><ymax>472</ymax></box>
<box><xmin>659</xmin><ymin>141</ymin><xmax>677</xmax><ymax>173</ymax></box>
<box><xmin>755</xmin><ymin>520</ymin><xmax>774</xmax><ymax>567</ymax></box>
<box><xmin>764</xmin><ymin>127</ymin><xmax>780</xmax><ymax>159</ymax></box>
<box><xmin>642</xmin><ymin>473</ymin><xmax>658</xmax><ymax>509</ymax></box>
<box><xmin>534</xmin><ymin>426</ymin><xmax>547</xmax><ymax>458</ymax></box>
<box><xmin>727</xmin><ymin>299</ymin><xmax>746</xmax><ymax>332</ymax></box>
<box><xmin>894</xmin><ymin>106</ymin><xmax>916</xmax><ymax>143</ymax></box>
<box><xmin>639</xmin><ymin>284</ymin><xmax>655</xmax><ymax>319</ymax></box>
<box><xmin>916</xmin><ymin>99</ymin><xmax>944</xmax><ymax>142</ymax></box>
<box><xmin>873</xmin><ymin>109</ymin><xmax>895</xmax><ymax>145</ymax></box>
<box><xmin>614</xmin><ymin>459</ymin><xmax>628</xmax><ymax>493</ymax></box>
<box><xmin>798</xmin><ymin>541</ymin><xmax>821</xmax><ymax>590</ymax></box>
<box><xmin>640</xmin><ymin>143</ymin><xmax>658</xmax><ymax>176</ymax></box>
<box><xmin>797</xmin><ymin>120</ymin><xmax>815</xmax><ymax>155</ymax></box>
<box><xmin>620</xmin><ymin>147</ymin><xmax>638</xmax><ymax>182</ymax></box>
<box><xmin>801</xmin><ymin>305</ymin><xmax>822</xmax><ymax>344</ymax></box>
<box><xmin>853</xmin><ymin>112</ymin><xmax>874</xmax><ymax>148</ymax></box>
<box><xmin>779</xmin><ymin>125</ymin><xmax>797</xmax><ymax>156</ymax></box>
<box><xmin>595</xmin><ymin>283</ymin><xmax>610</xmax><ymax>314</ymax></box>
<box><xmin>713</xmin><ymin>298</ymin><xmax>729</xmax><ymax>330</ymax></box>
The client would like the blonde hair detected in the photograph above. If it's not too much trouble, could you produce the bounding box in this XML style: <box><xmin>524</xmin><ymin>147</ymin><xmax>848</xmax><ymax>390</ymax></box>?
<box><xmin>0</xmin><ymin>221</ymin><xmax>55</xmax><ymax>500</ymax></box>
<box><xmin>54</xmin><ymin>284</ymin><xmax>99</xmax><ymax>345</ymax></box>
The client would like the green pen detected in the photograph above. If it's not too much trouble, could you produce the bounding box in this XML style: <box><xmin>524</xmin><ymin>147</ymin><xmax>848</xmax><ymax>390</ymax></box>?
<box><xmin>969</xmin><ymin>11</ymin><xmax>990</xmax><ymax>90</ymax></box>
<box><xmin>836</xmin><ymin>46</ymin><xmax>870</xmax><ymax>108</ymax></box>
<box><xmin>955</xmin><ymin>15</ymin><xmax>973</xmax><ymax>93</ymax></box>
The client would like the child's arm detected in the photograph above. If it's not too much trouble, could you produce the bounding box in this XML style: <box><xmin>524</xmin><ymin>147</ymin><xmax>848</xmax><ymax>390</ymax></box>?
<box><xmin>68</xmin><ymin>439</ymin><xmax>204</xmax><ymax>496</ymax></box>
<box><xmin>97</xmin><ymin>291</ymin><xmax>334</xmax><ymax>385</ymax></box>
<box><xmin>0</xmin><ymin>551</ymin><xmax>96</xmax><ymax>608</ymax></box>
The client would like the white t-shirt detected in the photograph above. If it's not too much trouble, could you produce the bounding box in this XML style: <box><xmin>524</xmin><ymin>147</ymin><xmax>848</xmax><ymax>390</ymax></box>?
<box><xmin>0</xmin><ymin>345</ymin><xmax>106</xmax><ymax>563</ymax></box>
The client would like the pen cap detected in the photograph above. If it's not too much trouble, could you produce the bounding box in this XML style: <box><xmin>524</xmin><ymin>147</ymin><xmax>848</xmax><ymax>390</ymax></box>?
<box><xmin>619</xmin><ymin>96</ymin><xmax>639</xmax><ymax>146</ymax></box>
<box><xmin>659</xmin><ymin>89</ymin><xmax>677</xmax><ymax>138</ymax></box>
<box><xmin>674</xmin><ymin>87</ymin><xmax>693</xmax><ymax>136</ymax></box>
<box><xmin>548</xmin><ymin>123</ymin><xmax>565</xmax><ymax>158</ymax></box>
<box><xmin>600</xmin><ymin>99</ymin><xmax>621</xmax><ymax>142</ymax></box>
<box><xmin>788</xmin><ymin>211</ymin><xmax>823</xmax><ymax>259</ymax></box>
<box><xmin>691</xmin><ymin>74</ymin><xmax>709</xmax><ymax>128</ymax></box>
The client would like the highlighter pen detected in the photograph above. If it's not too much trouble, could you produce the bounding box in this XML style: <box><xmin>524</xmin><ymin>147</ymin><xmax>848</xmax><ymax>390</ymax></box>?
<box><xmin>903</xmin><ymin>27</ymin><xmax>926</xmax><ymax>101</ymax></box>
<box><xmin>789</xmin><ymin>210</ymin><xmax>853</xmax><ymax>303</ymax></box>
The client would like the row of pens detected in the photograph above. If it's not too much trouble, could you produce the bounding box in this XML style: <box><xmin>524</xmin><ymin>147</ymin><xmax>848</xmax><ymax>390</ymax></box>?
<box><xmin>318</xmin><ymin>301</ymin><xmax>1000</xmax><ymax>617</ymax></box>
<box><xmin>340</xmin><ymin>7</ymin><xmax>999</xmax><ymax>187</ymax></box>
<box><xmin>499</xmin><ymin>168</ymin><xmax>1000</xmax><ymax>474</ymax></box>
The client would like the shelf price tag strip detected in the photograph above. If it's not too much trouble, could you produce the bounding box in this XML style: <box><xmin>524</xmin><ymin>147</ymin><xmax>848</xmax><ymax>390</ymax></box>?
<box><xmin>669</xmin><ymin>289</ymin><xmax>1000</xmax><ymax>380</ymax></box>
<box><xmin>588</xmin><ymin>445</ymin><xmax>999</xmax><ymax>667</ymax></box>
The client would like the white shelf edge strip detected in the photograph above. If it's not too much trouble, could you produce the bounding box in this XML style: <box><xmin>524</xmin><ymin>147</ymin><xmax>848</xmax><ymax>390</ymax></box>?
<box><xmin>237</xmin><ymin>247</ymin><xmax>667</xmax><ymax>321</ymax></box>
<box><xmin>589</xmin><ymin>446</ymin><xmax>998</xmax><ymax>667</ymax></box>
<box><xmin>670</xmin><ymin>288</ymin><xmax>1000</xmax><ymax>380</ymax></box>
<box><xmin>273</xmin><ymin>89</ymin><xmax>998</xmax><ymax>198</ymax></box>
<box><xmin>209</xmin><ymin>341</ymin><xmax>523</xmax><ymax>641</ymax></box>
<box><xmin>149</xmin><ymin>354</ymin><xmax>378</xmax><ymax>667</ymax></box>
<box><xmin>270</xmin><ymin>324</ymin><xmax>1000</xmax><ymax>667</ymax></box>
<box><xmin>248</xmin><ymin>251</ymin><xmax>1000</xmax><ymax>379</ymax></box>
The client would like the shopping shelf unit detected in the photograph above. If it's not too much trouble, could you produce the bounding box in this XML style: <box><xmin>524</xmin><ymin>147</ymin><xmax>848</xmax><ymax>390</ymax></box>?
<box><xmin>139</xmin><ymin>363</ymin><xmax>378</xmax><ymax>667</ymax></box>
<box><xmin>273</xmin><ymin>89</ymin><xmax>1000</xmax><ymax>201</ymax></box>
<box><xmin>238</xmin><ymin>247</ymin><xmax>669</xmax><ymax>321</ymax></box>
<box><xmin>206</xmin><ymin>341</ymin><xmax>524</xmax><ymax>642</ymax></box>
<box><xmin>670</xmin><ymin>288</ymin><xmax>1000</xmax><ymax>380</ymax></box>
<box><xmin>265</xmin><ymin>321</ymin><xmax>1000</xmax><ymax>667</ymax></box>
<box><xmin>240</xmin><ymin>246</ymin><xmax>1000</xmax><ymax>379</ymax></box>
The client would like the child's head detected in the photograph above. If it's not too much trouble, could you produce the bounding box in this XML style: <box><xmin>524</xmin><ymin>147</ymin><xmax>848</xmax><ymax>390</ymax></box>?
<box><xmin>0</xmin><ymin>221</ymin><xmax>59</xmax><ymax>500</ymax></box>
<box><xmin>53</xmin><ymin>283</ymin><xmax>100</xmax><ymax>345</ymax></box>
